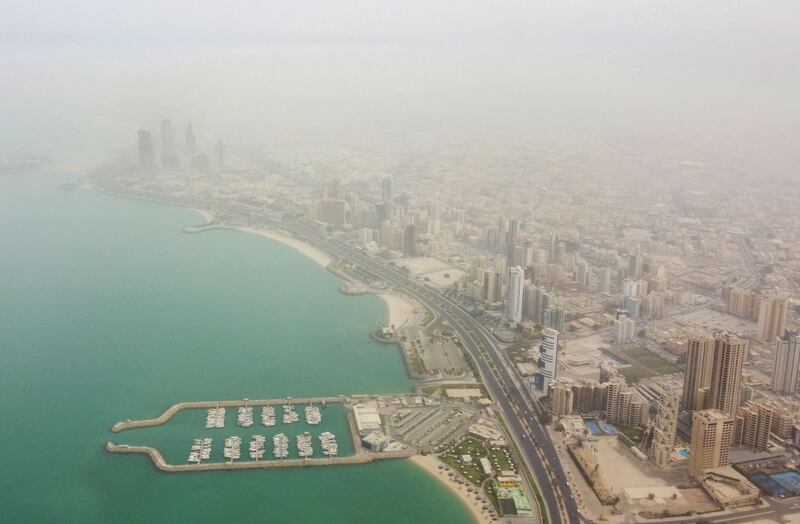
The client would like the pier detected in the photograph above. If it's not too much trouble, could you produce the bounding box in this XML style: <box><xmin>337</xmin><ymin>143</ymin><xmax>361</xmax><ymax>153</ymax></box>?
<box><xmin>107</xmin><ymin>397</ymin><xmax>415</xmax><ymax>472</ymax></box>
<box><xmin>110</xmin><ymin>396</ymin><xmax>343</xmax><ymax>432</ymax></box>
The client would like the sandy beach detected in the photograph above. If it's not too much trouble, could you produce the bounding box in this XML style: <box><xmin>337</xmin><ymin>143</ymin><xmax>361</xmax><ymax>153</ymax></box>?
<box><xmin>237</xmin><ymin>226</ymin><xmax>332</xmax><ymax>268</ymax></box>
<box><xmin>377</xmin><ymin>292</ymin><xmax>422</xmax><ymax>329</ymax></box>
<box><xmin>409</xmin><ymin>455</ymin><xmax>491</xmax><ymax>524</ymax></box>
<box><xmin>191</xmin><ymin>207</ymin><xmax>215</xmax><ymax>224</ymax></box>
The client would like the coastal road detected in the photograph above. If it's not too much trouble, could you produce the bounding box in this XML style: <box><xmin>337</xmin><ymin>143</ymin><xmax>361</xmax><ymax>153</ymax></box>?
<box><xmin>241</xmin><ymin>212</ymin><xmax>581</xmax><ymax>524</ymax></box>
<box><xmin>97</xmin><ymin>186</ymin><xmax>579</xmax><ymax>524</ymax></box>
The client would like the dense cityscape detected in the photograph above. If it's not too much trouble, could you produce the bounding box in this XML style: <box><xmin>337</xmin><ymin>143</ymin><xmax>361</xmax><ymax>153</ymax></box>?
<box><xmin>4</xmin><ymin>3</ymin><xmax>800</xmax><ymax>524</ymax></box>
<box><xmin>79</xmin><ymin>118</ymin><xmax>800</xmax><ymax>523</ymax></box>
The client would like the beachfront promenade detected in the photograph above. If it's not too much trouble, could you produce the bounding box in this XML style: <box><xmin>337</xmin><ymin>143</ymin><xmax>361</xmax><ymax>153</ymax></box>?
<box><xmin>107</xmin><ymin>396</ymin><xmax>414</xmax><ymax>473</ymax></box>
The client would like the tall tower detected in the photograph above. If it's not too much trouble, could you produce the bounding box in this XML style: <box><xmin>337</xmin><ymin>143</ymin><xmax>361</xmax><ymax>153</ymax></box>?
<box><xmin>537</xmin><ymin>328</ymin><xmax>559</xmax><ymax>391</ymax></box>
<box><xmin>403</xmin><ymin>224</ymin><xmax>417</xmax><ymax>257</ymax></box>
<box><xmin>185</xmin><ymin>122</ymin><xmax>197</xmax><ymax>158</ymax></box>
<box><xmin>137</xmin><ymin>130</ymin><xmax>155</xmax><ymax>170</ymax></box>
<box><xmin>773</xmin><ymin>330</ymin><xmax>800</xmax><ymax>395</ymax></box>
<box><xmin>757</xmin><ymin>295</ymin><xmax>789</xmax><ymax>342</ymax></box>
<box><xmin>506</xmin><ymin>266</ymin><xmax>525</xmax><ymax>324</ymax></box>
<box><xmin>683</xmin><ymin>334</ymin><xmax>715</xmax><ymax>412</ymax></box>
<box><xmin>649</xmin><ymin>389</ymin><xmax>680</xmax><ymax>467</ymax></box>
<box><xmin>707</xmin><ymin>333</ymin><xmax>746</xmax><ymax>416</ymax></box>
<box><xmin>381</xmin><ymin>175</ymin><xmax>394</xmax><ymax>220</ymax></box>
<box><xmin>689</xmin><ymin>409</ymin><xmax>735</xmax><ymax>479</ymax></box>
<box><xmin>734</xmin><ymin>401</ymin><xmax>774</xmax><ymax>452</ymax></box>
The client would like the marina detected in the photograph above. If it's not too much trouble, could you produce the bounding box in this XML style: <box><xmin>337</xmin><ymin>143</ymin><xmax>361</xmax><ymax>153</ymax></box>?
<box><xmin>273</xmin><ymin>433</ymin><xmax>289</xmax><ymax>459</ymax></box>
<box><xmin>296</xmin><ymin>432</ymin><xmax>313</xmax><ymax>458</ymax></box>
<box><xmin>237</xmin><ymin>406</ymin><xmax>254</xmax><ymax>427</ymax></box>
<box><xmin>319</xmin><ymin>432</ymin><xmax>338</xmax><ymax>457</ymax></box>
<box><xmin>187</xmin><ymin>438</ymin><xmax>213</xmax><ymax>463</ymax></box>
<box><xmin>261</xmin><ymin>406</ymin><xmax>276</xmax><ymax>426</ymax></box>
<box><xmin>283</xmin><ymin>404</ymin><xmax>299</xmax><ymax>424</ymax></box>
<box><xmin>249</xmin><ymin>435</ymin><xmax>266</xmax><ymax>460</ymax></box>
<box><xmin>205</xmin><ymin>407</ymin><xmax>225</xmax><ymax>428</ymax></box>
<box><xmin>223</xmin><ymin>436</ymin><xmax>241</xmax><ymax>462</ymax></box>
<box><xmin>107</xmin><ymin>396</ymin><xmax>415</xmax><ymax>472</ymax></box>
<box><xmin>305</xmin><ymin>404</ymin><xmax>322</xmax><ymax>425</ymax></box>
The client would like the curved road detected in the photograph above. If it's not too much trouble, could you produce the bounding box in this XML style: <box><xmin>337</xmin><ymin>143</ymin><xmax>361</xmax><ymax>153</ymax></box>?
<box><xmin>263</xmin><ymin>214</ymin><xmax>582</xmax><ymax>524</ymax></box>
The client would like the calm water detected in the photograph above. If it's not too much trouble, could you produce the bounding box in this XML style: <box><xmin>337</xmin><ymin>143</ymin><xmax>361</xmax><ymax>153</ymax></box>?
<box><xmin>0</xmin><ymin>171</ymin><xmax>473</xmax><ymax>523</ymax></box>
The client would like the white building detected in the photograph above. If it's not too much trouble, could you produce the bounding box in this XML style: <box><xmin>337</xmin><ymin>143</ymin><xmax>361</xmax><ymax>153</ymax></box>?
<box><xmin>537</xmin><ymin>328</ymin><xmax>559</xmax><ymax>391</ymax></box>
<box><xmin>506</xmin><ymin>266</ymin><xmax>525</xmax><ymax>324</ymax></box>
<box><xmin>615</xmin><ymin>315</ymin><xmax>636</xmax><ymax>343</ymax></box>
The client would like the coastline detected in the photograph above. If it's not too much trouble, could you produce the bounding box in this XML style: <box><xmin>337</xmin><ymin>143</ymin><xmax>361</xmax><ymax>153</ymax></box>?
<box><xmin>235</xmin><ymin>226</ymin><xmax>332</xmax><ymax>268</ymax></box>
<box><xmin>377</xmin><ymin>292</ymin><xmax>419</xmax><ymax>329</ymax></box>
<box><xmin>409</xmin><ymin>455</ymin><xmax>490</xmax><ymax>524</ymax></box>
<box><xmin>84</xmin><ymin>183</ymin><xmax>482</xmax><ymax>520</ymax></box>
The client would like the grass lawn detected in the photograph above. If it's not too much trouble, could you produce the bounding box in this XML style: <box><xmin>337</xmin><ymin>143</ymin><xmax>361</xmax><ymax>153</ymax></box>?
<box><xmin>622</xmin><ymin>346</ymin><xmax>680</xmax><ymax>374</ymax></box>
<box><xmin>612</xmin><ymin>423</ymin><xmax>645</xmax><ymax>443</ymax></box>
<box><xmin>620</xmin><ymin>366</ymin><xmax>656</xmax><ymax>383</ymax></box>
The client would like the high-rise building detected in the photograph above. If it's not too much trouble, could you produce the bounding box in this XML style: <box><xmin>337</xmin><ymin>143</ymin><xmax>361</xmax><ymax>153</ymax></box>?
<box><xmin>623</xmin><ymin>296</ymin><xmax>641</xmax><ymax>319</ymax></box>
<box><xmin>708</xmin><ymin>333</ymin><xmax>746</xmax><ymax>416</ymax></box>
<box><xmin>773</xmin><ymin>330</ymin><xmax>800</xmax><ymax>395</ymax></box>
<box><xmin>506</xmin><ymin>266</ymin><xmax>525</xmax><ymax>324</ymax></box>
<box><xmin>615</xmin><ymin>315</ymin><xmax>636</xmax><ymax>343</ymax></box>
<box><xmin>643</xmin><ymin>292</ymin><xmax>666</xmax><ymax>318</ymax></box>
<box><xmin>543</xmin><ymin>306</ymin><xmax>565</xmax><ymax>333</ymax></box>
<box><xmin>536</xmin><ymin>328</ymin><xmax>559</xmax><ymax>391</ymax></box>
<box><xmin>689</xmin><ymin>409</ymin><xmax>735</xmax><ymax>479</ymax></box>
<box><xmin>683</xmin><ymin>334</ymin><xmax>715</xmax><ymax>412</ymax></box>
<box><xmin>185</xmin><ymin>122</ymin><xmax>197</xmax><ymax>158</ymax></box>
<box><xmin>160</xmin><ymin>119</ymin><xmax>180</xmax><ymax>169</ymax></box>
<box><xmin>484</xmin><ymin>271</ymin><xmax>501</xmax><ymax>304</ymax></box>
<box><xmin>575</xmin><ymin>261</ymin><xmax>589</xmax><ymax>291</ymax></box>
<box><xmin>757</xmin><ymin>295</ymin><xmax>789</xmax><ymax>342</ymax></box>
<box><xmin>628</xmin><ymin>252</ymin><xmax>643</xmax><ymax>279</ymax></box>
<box><xmin>605</xmin><ymin>377</ymin><xmax>649</xmax><ymax>428</ymax></box>
<box><xmin>403</xmin><ymin>224</ymin><xmax>417</xmax><ymax>257</ymax></box>
<box><xmin>723</xmin><ymin>286</ymin><xmax>760</xmax><ymax>319</ymax></box>
<box><xmin>137</xmin><ymin>130</ymin><xmax>155</xmax><ymax>169</ymax></box>
<box><xmin>599</xmin><ymin>267</ymin><xmax>612</xmax><ymax>294</ymax></box>
<box><xmin>649</xmin><ymin>389</ymin><xmax>680</xmax><ymax>467</ymax></box>
<box><xmin>682</xmin><ymin>332</ymin><xmax>746</xmax><ymax>416</ymax></box>
<box><xmin>547</xmin><ymin>377</ymin><xmax>575</xmax><ymax>416</ymax></box>
<box><xmin>214</xmin><ymin>139</ymin><xmax>225</xmax><ymax>167</ymax></box>
<box><xmin>734</xmin><ymin>401</ymin><xmax>774</xmax><ymax>452</ymax></box>
<box><xmin>381</xmin><ymin>175</ymin><xmax>394</xmax><ymax>220</ymax></box>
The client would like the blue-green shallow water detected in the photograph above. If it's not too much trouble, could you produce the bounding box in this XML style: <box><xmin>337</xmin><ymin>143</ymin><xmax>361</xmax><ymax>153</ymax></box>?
<box><xmin>0</xmin><ymin>171</ymin><xmax>473</xmax><ymax>523</ymax></box>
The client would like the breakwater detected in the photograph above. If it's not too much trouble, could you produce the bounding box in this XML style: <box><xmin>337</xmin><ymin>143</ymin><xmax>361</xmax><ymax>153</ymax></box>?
<box><xmin>110</xmin><ymin>396</ymin><xmax>345</xmax><ymax>432</ymax></box>
<box><xmin>107</xmin><ymin>397</ymin><xmax>415</xmax><ymax>472</ymax></box>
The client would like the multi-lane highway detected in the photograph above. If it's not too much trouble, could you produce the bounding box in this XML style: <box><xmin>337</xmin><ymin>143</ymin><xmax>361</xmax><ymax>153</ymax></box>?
<box><xmin>248</xmin><ymin>212</ymin><xmax>582</xmax><ymax>524</ymax></box>
<box><xmin>96</xmin><ymin>184</ymin><xmax>581</xmax><ymax>523</ymax></box>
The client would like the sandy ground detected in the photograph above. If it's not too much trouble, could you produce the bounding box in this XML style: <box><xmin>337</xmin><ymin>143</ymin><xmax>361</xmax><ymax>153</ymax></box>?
<box><xmin>237</xmin><ymin>227</ymin><xmax>332</xmax><ymax>267</ymax></box>
<box><xmin>408</xmin><ymin>455</ymin><xmax>490</xmax><ymax>524</ymax></box>
<box><xmin>191</xmin><ymin>208</ymin><xmax>215</xmax><ymax>224</ymax></box>
<box><xmin>377</xmin><ymin>293</ymin><xmax>419</xmax><ymax>328</ymax></box>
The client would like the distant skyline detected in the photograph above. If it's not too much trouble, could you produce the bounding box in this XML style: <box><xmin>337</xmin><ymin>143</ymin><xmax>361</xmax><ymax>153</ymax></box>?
<box><xmin>1</xmin><ymin>1</ymin><xmax>799</xmax><ymax>172</ymax></box>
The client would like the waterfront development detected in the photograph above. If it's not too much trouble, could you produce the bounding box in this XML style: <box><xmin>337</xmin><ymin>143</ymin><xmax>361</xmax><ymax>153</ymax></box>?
<box><xmin>0</xmin><ymin>172</ymin><xmax>474</xmax><ymax>523</ymax></box>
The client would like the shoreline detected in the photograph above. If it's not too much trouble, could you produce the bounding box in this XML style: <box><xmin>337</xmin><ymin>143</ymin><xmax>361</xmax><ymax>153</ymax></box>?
<box><xmin>408</xmin><ymin>455</ymin><xmax>490</xmax><ymax>524</ymax></box>
<box><xmin>235</xmin><ymin>226</ymin><xmax>332</xmax><ymax>268</ymax></box>
<box><xmin>376</xmin><ymin>292</ymin><xmax>419</xmax><ymax>329</ymax></box>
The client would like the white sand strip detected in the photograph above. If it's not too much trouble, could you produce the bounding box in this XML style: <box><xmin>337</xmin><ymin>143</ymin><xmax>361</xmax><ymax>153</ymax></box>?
<box><xmin>408</xmin><ymin>454</ymin><xmax>489</xmax><ymax>524</ymax></box>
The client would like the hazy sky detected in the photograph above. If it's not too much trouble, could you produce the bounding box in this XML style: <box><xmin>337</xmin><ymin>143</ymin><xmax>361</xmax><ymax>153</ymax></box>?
<box><xmin>2</xmin><ymin>1</ymin><xmax>799</xmax><ymax>166</ymax></box>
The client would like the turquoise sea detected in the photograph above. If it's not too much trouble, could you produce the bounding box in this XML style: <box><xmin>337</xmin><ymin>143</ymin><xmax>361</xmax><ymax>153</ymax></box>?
<box><xmin>0</xmin><ymin>171</ymin><xmax>473</xmax><ymax>523</ymax></box>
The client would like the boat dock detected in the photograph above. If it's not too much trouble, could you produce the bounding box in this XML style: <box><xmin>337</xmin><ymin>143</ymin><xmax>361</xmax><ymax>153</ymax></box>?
<box><xmin>107</xmin><ymin>397</ymin><xmax>414</xmax><ymax>472</ymax></box>
<box><xmin>110</xmin><ymin>396</ymin><xmax>344</xmax><ymax>433</ymax></box>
